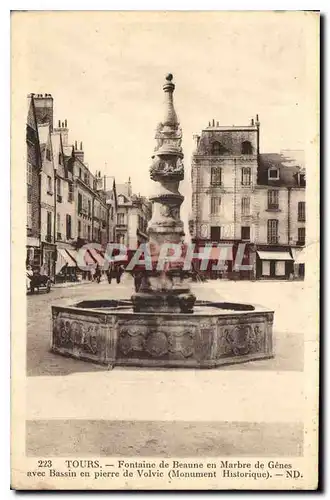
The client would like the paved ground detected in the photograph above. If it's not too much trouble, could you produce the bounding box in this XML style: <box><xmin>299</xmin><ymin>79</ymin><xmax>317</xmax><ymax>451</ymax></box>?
<box><xmin>26</xmin><ymin>277</ymin><xmax>308</xmax><ymax>457</ymax></box>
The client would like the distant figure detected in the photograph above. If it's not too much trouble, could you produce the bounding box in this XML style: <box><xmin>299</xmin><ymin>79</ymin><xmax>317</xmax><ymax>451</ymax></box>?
<box><xmin>116</xmin><ymin>264</ymin><xmax>124</xmax><ymax>284</ymax></box>
<box><xmin>134</xmin><ymin>271</ymin><xmax>144</xmax><ymax>292</ymax></box>
<box><xmin>95</xmin><ymin>264</ymin><xmax>101</xmax><ymax>283</ymax></box>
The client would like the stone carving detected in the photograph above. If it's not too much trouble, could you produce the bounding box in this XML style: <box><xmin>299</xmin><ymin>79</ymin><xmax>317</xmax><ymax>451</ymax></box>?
<box><xmin>149</xmin><ymin>157</ymin><xmax>184</xmax><ymax>180</ymax></box>
<box><xmin>119</xmin><ymin>327</ymin><xmax>147</xmax><ymax>355</ymax></box>
<box><xmin>168</xmin><ymin>330</ymin><xmax>194</xmax><ymax>358</ymax></box>
<box><xmin>145</xmin><ymin>331</ymin><xmax>169</xmax><ymax>357</ymax></box>
<box><xmin>159</xmin><ymin>204</ymin><xmax>180</xmax><ymax>219</ymax></box>
<box><xmin>54</xmin><ymin>317</ymin><xmax>102</xmax><ymax>355</ymax></box>
<box><xmin>223</xmin><ymin>324</ymin><xmax>264</xmax><ymax>356</ymax></box>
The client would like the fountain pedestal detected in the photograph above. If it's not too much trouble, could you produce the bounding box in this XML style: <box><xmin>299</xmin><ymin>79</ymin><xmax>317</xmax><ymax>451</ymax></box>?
<box><xmin>52</xmin><ymin>300</ymin><xmax>274</xmax><ymax>368</ymax></box>
<box><xmin>131</xmin><ymin>73</ymin><xmax>196</xmax><ymax>314</ymax></box>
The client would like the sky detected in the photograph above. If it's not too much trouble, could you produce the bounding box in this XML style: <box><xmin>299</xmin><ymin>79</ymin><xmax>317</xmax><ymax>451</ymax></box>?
<box><xmin>15</xmin><ymin>11</ymin><xmax>316</xmax><ymax>226</ymax></box>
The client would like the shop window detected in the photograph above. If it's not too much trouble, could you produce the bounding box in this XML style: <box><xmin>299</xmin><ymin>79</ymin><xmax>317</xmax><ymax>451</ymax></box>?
<box><xmin>275</xmin><ymin>261</ymin><xmax>285</xmax><ymax>276</ymax></box>
<box><xmin>262</xmin><ymin>261</ymin><xmax>270</xmax><ymax>276</ymax></box>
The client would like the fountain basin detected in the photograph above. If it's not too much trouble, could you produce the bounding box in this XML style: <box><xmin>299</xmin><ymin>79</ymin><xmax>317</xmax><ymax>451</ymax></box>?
<box><xmin>51</xmin><ymin>300</ymin><xmax>274</xmax><ymax>368</ymax></box>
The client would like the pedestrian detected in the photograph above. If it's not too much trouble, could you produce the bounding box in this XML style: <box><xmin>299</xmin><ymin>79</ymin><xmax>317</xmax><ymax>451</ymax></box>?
<box><xmin>116</xmin><ymin>264</ymin><xmax>124</xmax><ymax>284</ymax></box>
<box><xmin>95</xmin><ymin>264</ymin><xmax>101</xmax><ymax>284</ymax></box>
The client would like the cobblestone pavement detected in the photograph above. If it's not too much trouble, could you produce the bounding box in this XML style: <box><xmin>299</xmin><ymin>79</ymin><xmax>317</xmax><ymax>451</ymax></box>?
<box><xmin>26</xmin><ymin>278</ymin><xmax>308</xmax><ymax>457</ymax></box>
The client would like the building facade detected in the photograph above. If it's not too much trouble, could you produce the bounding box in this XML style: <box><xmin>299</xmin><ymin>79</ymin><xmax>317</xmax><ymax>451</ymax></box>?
<box><xmin>115</xmin><ymin>179</ymin><xmax>151</xmax><ymax>249</ymax></box>
<box><xmin>26</xmin><ymin>94</ymin><xmax>43</xmax><ymax>268</ymax></box>
<box><xmin>26</xmin><ymin>94</ymin><xmax>118</xmax><ymax>282</ymax></box>
<box><xmin>190</xmin><ymin>118</ymin><xmax>306</xmax><ymax>279</ymax></box>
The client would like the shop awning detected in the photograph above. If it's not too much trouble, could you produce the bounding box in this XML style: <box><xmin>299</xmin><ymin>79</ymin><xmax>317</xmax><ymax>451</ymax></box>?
<box><xmin>88</xmin><ymin>248</ymin><xmax>104</xmax><ymax>266</ymax></box>
<box><xmin>257</xmin><ymin>251</ymin><xmax>293</xmax><ymax>261</ymax></box>
<box><xmin>56</xmin><ymin>248</ymin><xmax>76</xmax><ymax>274</ymax></box>
<box><xmin>291</xmin><ymin>248</ymin><xmax>306</xmax><ymax>263</ymax></box>
<box><xmin>66</xmin><ymin>249</ymin><xmax>78</xmax><ymax>263</ymax></box>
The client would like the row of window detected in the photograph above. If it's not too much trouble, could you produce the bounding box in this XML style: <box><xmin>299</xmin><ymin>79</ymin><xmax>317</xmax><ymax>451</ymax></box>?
<box><xmin>209</xmin><ymin>194</ymin><xmax>305</xmax><ymax>221</ymax></box>
<box><xmin>206</xmin><ymin>166</ymin><xmax>304</xmax><ymax>186</ymax></box>
<box><xmin>209</xmin><ymin>224</ymin><xmax>306</xmax><ymax>245</ymax></box>
<box><xmin>210</xmin><ymin>167</ymin><xmax>252</xmax><ymax>186</ymax></box>
<box><xmin>210</xmin><ymin>141</ymin><xmax>253</xmax><ymax>156</ymax></box>
<box><xmin>45</xmin><ymin>212</ymin><xmax>72</xmax><ymax>241</ymax></box>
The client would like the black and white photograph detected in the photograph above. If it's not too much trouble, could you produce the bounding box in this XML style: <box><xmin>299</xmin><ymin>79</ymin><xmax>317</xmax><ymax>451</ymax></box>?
<box><xmin>11</xmin><ymin>10</ymin><xmax>319</xmax><ymax>490</ymax></box>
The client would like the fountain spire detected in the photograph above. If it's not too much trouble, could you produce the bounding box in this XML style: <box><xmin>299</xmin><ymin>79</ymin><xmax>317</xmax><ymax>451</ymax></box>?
<box><xmin>131</xmin><ymin>74</ymin><xmax>196</xmax><ymax>313</ymax></box>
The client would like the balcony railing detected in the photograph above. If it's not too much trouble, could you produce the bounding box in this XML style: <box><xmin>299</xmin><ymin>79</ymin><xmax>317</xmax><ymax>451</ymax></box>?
<box><xmin>267</xmin><ymin>204</ymin><xmax>279</xmax><ymax>211</ymax></box>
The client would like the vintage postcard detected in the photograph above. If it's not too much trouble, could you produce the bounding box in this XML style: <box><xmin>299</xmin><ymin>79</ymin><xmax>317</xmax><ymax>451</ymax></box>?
<box><xmin>11</xmin><ymin>10</ymin><xmax>320</xmax><ymax>490</ymax></box>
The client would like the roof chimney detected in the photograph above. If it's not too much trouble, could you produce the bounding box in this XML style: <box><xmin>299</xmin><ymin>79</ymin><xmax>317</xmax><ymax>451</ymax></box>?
<box><xmin>212</xmin><ymin>119</ymin><xmax>215</xmax><ymax>126</ymax></box>
<box><xmin>216</xmin><ymin>121</ymin><xmax>219</xmax><ymax>126</ymax></box>
<box><xmin>251</xmin><ymin>118</ymin><xmax>254</xmax><ymax>126</ymax></box>
<box><xmin>75</xmin><ymin>140</ymin><xmax>77</xmax><ymax>149</ymax></box>
<box><xmin>80</xmin><ymin>141</ymin><xmax>83</xmax><ymax>150</ymax></box>
<box><xmin>65</xmin><ymin>119</ymin><xmax>67</xmax><ymax>127</ymax></box>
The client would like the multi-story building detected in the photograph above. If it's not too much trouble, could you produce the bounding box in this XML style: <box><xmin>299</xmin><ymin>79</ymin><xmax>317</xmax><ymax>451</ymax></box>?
<box><xmin>26</xmin><ymin>94</ymin><xmax>43</xmax><ymax>268</ymax></box>
<box><xmin>114</xmin><ymin>179</ymin><xmax>151</xmax><ymax>248</ymax></box>
<box><xmin>38</xmin><ymin>122</ymin><xmax>56</xmax><ymax>278</ymax></box>
<box><xmin>26</xmin><ymin>94</ymin><xmax>113</xmax><ymax>282</ymax></box>
<box><xmin>190</xmin><ymin>118</ymin><xmax>306</xmax><ymax>280</ymax></box>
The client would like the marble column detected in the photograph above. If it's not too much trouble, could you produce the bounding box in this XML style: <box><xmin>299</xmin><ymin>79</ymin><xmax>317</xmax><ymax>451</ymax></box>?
<box><xmin>131</xmin><ymin>74</ymin><xmax>196</xmax><ymax>313</ymax></box>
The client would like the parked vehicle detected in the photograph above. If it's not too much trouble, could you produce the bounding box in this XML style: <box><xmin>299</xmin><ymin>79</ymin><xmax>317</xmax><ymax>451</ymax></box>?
<box><xmin>26</xmin><ymin>267</ymin><xmax>51</xmax><ymax>294</ymax></box>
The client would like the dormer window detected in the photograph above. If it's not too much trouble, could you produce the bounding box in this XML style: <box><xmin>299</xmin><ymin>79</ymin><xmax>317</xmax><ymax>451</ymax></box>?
<box><xmin>297</xmin><ymin>173</ymin><xmax>306</xmax><ymax>187</ymax></box>
<box><xmin>118</xmin><ymin>195</ymin><xmax>125</xmax><ymax>204</ymax></box>
<box><xmin>241</xmin><ymin>141</ymin><xmax>253</xmax><ymax>155</ymax></box>
<box><xmin>211</xmin><ymin>141</ymin><xmax>221</xmax><ymax>155</ymax></box>
<box><xmin>268</xmin><ymin>167</ymin><xmax>279</xmax><ymax>180</ymax></box>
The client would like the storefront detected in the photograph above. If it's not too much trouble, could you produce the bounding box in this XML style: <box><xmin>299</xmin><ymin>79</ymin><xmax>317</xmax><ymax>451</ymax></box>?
<box><xmin>26</xmin><ymin>237</ymin><xmax>41</xmax><ymax>269</ymax></box>
<box><xmin>41</xmin><ymin>242</ymin><xmax>56</xmax><ymax>281</ymax></box>
<box><xmin>291</xmin><ymin>247</ymin><xmax>306</xmax><ymax>280</ymax></box>
<box><xmin>256</xmin><ymin>250</ymin><xmax>294</xmax><ymax>279</ymax></box>
<box><xmin>55</xmin><ymin>248</ymin><xmax>77</xmax><ymax>283</ymax></box>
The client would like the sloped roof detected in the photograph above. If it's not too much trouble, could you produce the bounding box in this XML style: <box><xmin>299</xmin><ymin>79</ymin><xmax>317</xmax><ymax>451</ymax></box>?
<box><xmin>258</xmin><ymin>151</ymin><xmax>305</xmax><ymax>187</ymax></box>
<box><xmin>116</xmin><ymin>183</ymin><xmax>130</xmax><ymax>198</ymax></box>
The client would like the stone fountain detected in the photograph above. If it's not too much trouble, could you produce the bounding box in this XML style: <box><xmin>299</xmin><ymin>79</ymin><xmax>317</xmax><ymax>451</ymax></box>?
<box><xmin>51</xmin><ymin>74</ymin><xmax>274</xmax><ymax>368</ymax></box>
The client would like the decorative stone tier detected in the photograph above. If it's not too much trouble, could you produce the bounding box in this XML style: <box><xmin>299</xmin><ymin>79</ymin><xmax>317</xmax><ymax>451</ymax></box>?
<box><xmin>51</xmin><ymin>300</ymin><xmax>274</xmax><ymax>369</ymax></box>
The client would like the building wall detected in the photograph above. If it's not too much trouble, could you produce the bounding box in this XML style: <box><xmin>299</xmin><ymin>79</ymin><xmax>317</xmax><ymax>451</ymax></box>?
<box><xmin>255</xmin><ymin>187</ymin><xmax>289</xmax><ymax>245</ymax></box>
<box><xmin>26</xmin><ymin>97</ymin><xmax>41</xmax><ymax>254</ymax></box>
<box><xmin>192</xmin><ymin>123</ymin><xmax>259</xmax><ymax>242</ymax></box>
<box><xmin>290</xmin><ymin>188</ymin><xmax>306</xmax><ymax>245</ymax></box>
